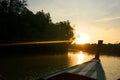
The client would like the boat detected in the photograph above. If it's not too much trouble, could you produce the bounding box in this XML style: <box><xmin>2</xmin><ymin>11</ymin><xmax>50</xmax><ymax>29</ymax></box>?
<box><xmin>36</xmin><ymin>40</ymin><xmax>106</xmax><ymax>80</ymax></box>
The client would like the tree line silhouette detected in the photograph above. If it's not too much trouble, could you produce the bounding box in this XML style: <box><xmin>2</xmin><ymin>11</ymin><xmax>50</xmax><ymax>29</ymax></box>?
<box><xmin>0</xmin><ymin>0</ymin><xmax>74</xmax><ymax>43</ymax></box>
<box><xmin>1</xmin><ymin>0</ymin><xmax>120</xmax><ymax>55</ymax></box>
<box><xmin>70</xmin><ymin>43</ymin><xmax>120</xmax><ymax>56</ymax></box>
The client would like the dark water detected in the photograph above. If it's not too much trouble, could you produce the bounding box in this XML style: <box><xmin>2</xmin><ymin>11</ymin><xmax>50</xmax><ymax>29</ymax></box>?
<box><xmin>0</xmin><ymin>51</ymin><xmax>120</xmax><ymax>80</ymax></box>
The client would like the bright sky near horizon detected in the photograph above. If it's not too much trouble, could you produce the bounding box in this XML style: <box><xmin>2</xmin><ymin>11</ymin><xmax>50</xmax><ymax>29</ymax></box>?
<box><xmin>27</xmin><ymin>0</ymin><xmax>120</xmax><ymax>44</ymax></box>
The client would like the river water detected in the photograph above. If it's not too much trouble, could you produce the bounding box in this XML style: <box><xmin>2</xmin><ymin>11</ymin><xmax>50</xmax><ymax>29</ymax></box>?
<box><xmin>0</xmin><ymin>51</ymin><xmax>120</xmax><ymax>80</ymax></box>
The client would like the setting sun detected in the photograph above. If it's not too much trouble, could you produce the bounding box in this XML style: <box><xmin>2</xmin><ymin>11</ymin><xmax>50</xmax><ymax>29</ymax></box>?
<box><xmin>73</xmin><ymin>33</ymin><xmax>90</xmax><ymax>44</ymax></box>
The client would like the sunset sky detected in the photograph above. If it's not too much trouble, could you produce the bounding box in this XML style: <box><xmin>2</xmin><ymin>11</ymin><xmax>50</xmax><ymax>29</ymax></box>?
<box><xmin>27</xmin><ymin>0</ymin><xmax>120</xmax><ymax>43</ymax></box>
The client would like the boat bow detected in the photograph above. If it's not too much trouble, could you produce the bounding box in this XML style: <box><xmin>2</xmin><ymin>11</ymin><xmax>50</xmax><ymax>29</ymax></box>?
<box><xmin>37</xmin><ymin>40</ymin><xmax>106</xmax><ymax>80</ymax></box>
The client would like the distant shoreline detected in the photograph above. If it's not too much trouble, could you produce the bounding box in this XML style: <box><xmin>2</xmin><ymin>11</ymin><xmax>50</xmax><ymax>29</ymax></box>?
<box><xmin>0</xmin><ymin>42</ymin><xmax>70</xmax><ymax>54</ymax></box>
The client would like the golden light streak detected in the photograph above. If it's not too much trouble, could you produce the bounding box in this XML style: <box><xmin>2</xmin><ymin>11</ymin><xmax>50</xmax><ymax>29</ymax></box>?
<box><xmin>0</xmin><ymin>40</ymin><xmax>72</xmax><ymax>46</ymax></box>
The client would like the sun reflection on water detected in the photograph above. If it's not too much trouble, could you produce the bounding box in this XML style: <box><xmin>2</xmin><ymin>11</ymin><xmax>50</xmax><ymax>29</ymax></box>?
<box><xmin>68</xmin><ymin>51</ymin><xmax>87</xmax><ymax>66</ymax></box>
<box><xmin>77</xmin><ymin>51</ymin><xmax>85</xmax><ymax>64</ymax></box>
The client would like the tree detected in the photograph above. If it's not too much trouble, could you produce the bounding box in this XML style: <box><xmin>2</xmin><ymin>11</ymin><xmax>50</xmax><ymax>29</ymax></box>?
<box><xmin>54</xmin><ymin>20</ymin><xmax>74</xmax><ymax>40</ymax></box>
<box><xmin>0</xmin><ymin>0</ymin><xmax>27</xmax><ymax>14</ymax></box>
<box><xmin>0</xmin><ymin>0</ymin><xmax>8</xmax><ymax>14</ymax></box>
<box><xmin>9</xmin><ymin>0</ymin><xmax>27</xmax><ymax>14</ymax></box>
<box><xmin>0</xmin><ymin>0</ymin><xmax>74</xmax><ymax>43</ymax></box>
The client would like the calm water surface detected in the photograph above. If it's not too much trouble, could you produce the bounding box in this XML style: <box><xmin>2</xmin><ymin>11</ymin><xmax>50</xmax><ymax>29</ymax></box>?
<box><xmin>0</xmin><ymin>51</ymin><xmax>120</xmax><ymax>80</ymax></box>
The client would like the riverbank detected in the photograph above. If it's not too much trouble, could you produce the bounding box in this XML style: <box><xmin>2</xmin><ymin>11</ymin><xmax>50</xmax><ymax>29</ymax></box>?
<box><xmin>69</xmin><ymin>44</ymin><xmax>120</xmax><ymax>56</ymax></box>
<box><xmin>0</xmin><ymin>42</ymin><xmax>69</xmax><ymax>55</ymax></box>
<box><xmin>1</xmin><ymin>42</ymin><xmax>120</xmax><ymax>57</ymax></box>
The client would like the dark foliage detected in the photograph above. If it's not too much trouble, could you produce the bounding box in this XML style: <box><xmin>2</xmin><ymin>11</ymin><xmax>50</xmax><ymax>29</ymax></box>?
<box><xmin>0</xmin><ymin>0</ymin><xmax>74</xmax><ymax>43</ymax></box>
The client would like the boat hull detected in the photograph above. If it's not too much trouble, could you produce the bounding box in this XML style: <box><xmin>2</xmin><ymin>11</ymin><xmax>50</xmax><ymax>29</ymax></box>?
<box><xmin>37</xmin><ymin>59</ymin><xmax>106</xmax><ymax>80</ymax></box>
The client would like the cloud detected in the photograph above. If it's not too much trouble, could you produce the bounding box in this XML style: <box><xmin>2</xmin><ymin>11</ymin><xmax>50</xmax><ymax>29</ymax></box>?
<box><xmin>95</xmin><ymin>17</ymin><xmax>120</xmax><ymax>22</ymax></box>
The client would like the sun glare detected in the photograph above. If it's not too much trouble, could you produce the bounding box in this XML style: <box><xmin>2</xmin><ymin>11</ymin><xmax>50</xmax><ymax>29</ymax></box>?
<box><xmin>77</xmin><ymin>51</ymin><xmax>85</xmax><ymax>64</ymax></box>
<box><xmin>68</xmin><ymin>51</ymin><xmax>85</xmax><ymax>65</ymax></box>
<box><xmin>73</xmin><ymin>33</ymin><xmax>90</xmax><ymax>44</ymax></box>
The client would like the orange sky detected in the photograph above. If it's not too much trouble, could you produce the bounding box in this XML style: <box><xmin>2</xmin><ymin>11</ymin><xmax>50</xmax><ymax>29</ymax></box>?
<box><xmin>28</xmin><ymin>0</ymin><xmax>120</xmax><ymax>43</ymax></box>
